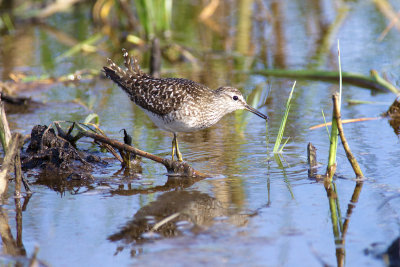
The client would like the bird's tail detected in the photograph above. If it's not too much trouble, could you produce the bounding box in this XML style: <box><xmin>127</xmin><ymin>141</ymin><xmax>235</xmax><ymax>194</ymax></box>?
<box><xmin>103</xmin><ymin>49</ymin><xmax>145</xmax><ymax>94</ymax></box>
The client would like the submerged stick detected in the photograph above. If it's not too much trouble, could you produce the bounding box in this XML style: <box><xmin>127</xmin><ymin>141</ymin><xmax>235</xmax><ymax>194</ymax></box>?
<box><xmin>332</xmin><ymin>94</ymin><xmax>364</xmax><ymax>178</ymax></box>
<box><xmin>14</xmin><ymin>149</ymin><xmax>22</xmax><ymax>198</ymax></box>
<box><xmin>307</xmin><ymin>143</ymin><xmax>318</xmax><ymax>169</ymax></box>
<box><xmin>307</xmin><ymin>146</ymin><xmax>327</xmax><ymax>180</ymax></box>
<box><xmin>13</xmin><ymin>148</ymin><xmax>31</xmax><ymax>196</ymax></box>
<box><xmin>307</xmin><ymin>142</ymin><xmax>320</xmax><ymax>179</ymax></box>
<box><xmin>341</xmin><ymin>181</ymin><xmax>363</xmax><ymax>238</ymax></box>
<box><xmin>21</xmin><ymin>176</ymin><xmax>32</xmax><ymax>195</ymax></box>
<box><xmin>14</xmin><ymin>197</ymin><xmax>23</xmax><ymax>248</ymax></box>
<box><xmin>0</xmin><ymin>207</ymin><xmax>22</xmax><ymax>256</ymax></box>
<box><xmin>80</xmin><ymin>130</ymin><xmax>206</xmax><ymax>178</ymax></box>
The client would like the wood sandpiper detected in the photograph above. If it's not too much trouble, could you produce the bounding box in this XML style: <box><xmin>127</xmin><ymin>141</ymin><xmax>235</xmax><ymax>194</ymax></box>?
<box><xmin>103</xmin><ymin>49</ymin><xmax>268</xmax><ymax>162</ymax></box>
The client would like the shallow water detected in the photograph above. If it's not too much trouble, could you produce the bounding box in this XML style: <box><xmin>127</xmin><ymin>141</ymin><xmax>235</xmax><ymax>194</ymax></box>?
<box><xmin>1</xmin><ymin>1</ymin><xmax>400</xmax><ymax>266</ymax></box>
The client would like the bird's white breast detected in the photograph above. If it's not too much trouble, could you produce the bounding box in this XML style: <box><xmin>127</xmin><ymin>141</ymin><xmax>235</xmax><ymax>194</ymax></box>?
<box><xmin>141</xmin><ymin>108</ymin><xmax>205</xmax><ymax>133</ymax></box>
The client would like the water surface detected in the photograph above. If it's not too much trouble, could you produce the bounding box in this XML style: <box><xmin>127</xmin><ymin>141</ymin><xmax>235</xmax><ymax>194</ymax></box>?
<box><xmin>1</xmin><ymin>1</ymin><xmax>400</xmax><ymax>266</ymax></box>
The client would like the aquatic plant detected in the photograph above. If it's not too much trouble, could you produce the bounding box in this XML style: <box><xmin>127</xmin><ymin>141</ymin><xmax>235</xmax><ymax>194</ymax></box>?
<box><xmin>273</xmin><ymin>81</ymin><xmax>296</xmax><ymax>153</ymax></box>
<box><xmin>133</xmin><ymin>0</ymin><xmax>172</xmax><ymax>40</ymax></box>
<box><xmin>326</xmin><ymin>41</ymin><xmax>342</xmax><ymax>181</ymax></box>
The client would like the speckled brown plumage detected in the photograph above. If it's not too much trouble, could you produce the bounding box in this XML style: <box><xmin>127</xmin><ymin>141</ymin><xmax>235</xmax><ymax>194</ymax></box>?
<box><xmin>103</xmin><ymin>49</ymin><xmax>268</xmax><ymax>161</ymax></box>
<box><xmin>103</xmin><ymin>49</ymin><xmax>211</xmax><ymax>117</ymax></box>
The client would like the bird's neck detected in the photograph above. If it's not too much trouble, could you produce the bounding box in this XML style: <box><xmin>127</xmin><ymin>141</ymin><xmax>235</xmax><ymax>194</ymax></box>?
<box><xmin>198</xmin><ymin>92</ymin><xmax>235</xmax><ymax>128</ymax></box>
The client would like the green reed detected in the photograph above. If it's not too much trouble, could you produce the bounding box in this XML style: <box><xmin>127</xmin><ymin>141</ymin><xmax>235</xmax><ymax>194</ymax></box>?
<box><xmin>273</xmin><ymin>81</ymin><xmax>296</xmax><ymax>153</ymax></box>
<box><xmin>326</xmin><ymin>41</ymin><xmax>342</xmax><ymax>181</ymax></box>
<box><xmin>134</xmin><ymin>0</ymin><xmax>172</xmax><ymax>39</ymax></box>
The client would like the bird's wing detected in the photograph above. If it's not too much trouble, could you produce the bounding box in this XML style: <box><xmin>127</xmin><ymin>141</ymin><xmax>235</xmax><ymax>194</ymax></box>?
<box><xmin>103</xmin><ymin>49</ymin><xmax>210</xmax><ymax>116</ymax></box>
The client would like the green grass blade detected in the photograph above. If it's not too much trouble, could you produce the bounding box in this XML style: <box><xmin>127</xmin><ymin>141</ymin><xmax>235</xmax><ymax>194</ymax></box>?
<box><xmin>273</xmin><ymin>81</ymin><xmax>296</xmax><ymax>153</ymax></box>
<box><xmin>328</xmin><ymin>188</ymin><xmax>341</xmax><ymax>240</ymax></box>
<box><xmin>164</xmin><ymin>0</ymin><xmax>172</xmax><ymax>32</ymax></box>
<box><xmin>56</xmin><ymin>33</ymin><xmax>102</xmax><ymax>61</ymax></box>
<box><xmin>266</xmin><ymin>117</ymin><xmax>270</xmax><ymax>157</ymax></box>
<box><xmin>83</xmin><ymin>113</ymin><xmax>99</xmax><ymax>125</ymax></box>
<box><xmin>134</xmin><ymin>0</ymin><xmax>153</xmax><ymax>38</ymax></box>
<box><xmin>338</xmin><ymin>40</ymin><xmax>342</xmax><ymax>108</ymax></box>
<box><xmin>278</xmin><ymin>137</ymin><xmax>290</xmax><ymax>153</ymax></box>
<box><xmin>134</xmin><ymin>0</ymin><xmax>172</xmax><ymax>39</ymax></box>
<box><xmin>273</xmin><ymin>153</ymin><xmax>295</xmax><ymax>199</ymax></box>
<box><xmin>321</xmin><ymin>109</ymin><xmax>331</xmax><ymax>139</ymax></box>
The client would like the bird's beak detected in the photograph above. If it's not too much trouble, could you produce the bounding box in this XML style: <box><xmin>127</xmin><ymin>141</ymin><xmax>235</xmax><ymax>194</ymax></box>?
<box><xmin>245</xmin><ymin>105</ymin><xmax>269</xmax><ymax>120</ymax></box>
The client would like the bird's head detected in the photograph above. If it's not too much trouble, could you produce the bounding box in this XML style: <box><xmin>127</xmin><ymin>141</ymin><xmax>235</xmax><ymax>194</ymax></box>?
<box><xmin>215</xmin><ymin>86</ymin><xmax>268</xmax><ymax>120</ymax></box>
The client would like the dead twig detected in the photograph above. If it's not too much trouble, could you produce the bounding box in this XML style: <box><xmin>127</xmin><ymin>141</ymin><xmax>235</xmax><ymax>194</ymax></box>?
<box><xmin>77</xmin><ymin>126</ymin><xmax>206</xmax><ymax>178</ymax></box>
<box><xmin>75</xmin><ymin>122</ymin><xmax>124</xmax><ymax>163</ymax></box>
<box><xmin>373</xmin><ymin>0</ymin><xmax>400</xmax><ymax>32</ymax></box>
<box><xmin>54</xmin><ymin>121</ymin><xmax>123</xmax><ymax>164</ymax></box>
<box><xmin>377</xmin><ymin>11</ymin><xmax>400</xmax><ymax>41</ymax></box>
<box><xmin>0</xmin><ymin>133</ymin><xmax>23</xmax><ymax>196</ymax></box>
<box><xmin>309</xmin><ymin>117</ymin><xmax>380</xmax><ymax>130</ymax></box>
<box><xmin>332</xmin><ymin>94</ymin><xmax>364</xmax><ymax>178</ymax></box>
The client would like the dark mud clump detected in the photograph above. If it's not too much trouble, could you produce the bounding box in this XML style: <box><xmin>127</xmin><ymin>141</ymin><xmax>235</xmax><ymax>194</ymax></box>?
<box><xmin>384</xmin><ymin>97</ymin><xmax>400</xmax><ymax>136</ymax></box>
<box><xmin>21</xmin><ymin>125</ymin><xmax>106</xmax><ymax>192</ymax></box>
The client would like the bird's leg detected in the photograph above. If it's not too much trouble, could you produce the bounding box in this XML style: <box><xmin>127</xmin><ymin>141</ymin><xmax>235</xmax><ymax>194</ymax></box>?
<box><xmin>171</xmin><ymin>136</ymin><xmax>176</xmax><ymax>161</ymax></box>
<box><xmin>172</xmin><ymin>133</ymin><xmax>183</xmax><ymax>162</ymax></box>
<box><xmin>175</xmin><ymin>139</ymin><xmax>183</xmax><ymax>162</ymax></box>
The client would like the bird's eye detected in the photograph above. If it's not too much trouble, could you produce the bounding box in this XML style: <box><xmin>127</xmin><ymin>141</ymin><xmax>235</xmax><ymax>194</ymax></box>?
<box><xmin>233</xmin><ymin>95</ymin><xmax>239</xmax><ymax>101</ymax></box>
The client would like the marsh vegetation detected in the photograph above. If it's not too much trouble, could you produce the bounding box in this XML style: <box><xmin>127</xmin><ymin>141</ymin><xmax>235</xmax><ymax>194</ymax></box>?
<box><xmin>0</xmin><ymin>0</ymin><xmax>400</xmax><ymax>266</ymax></box>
